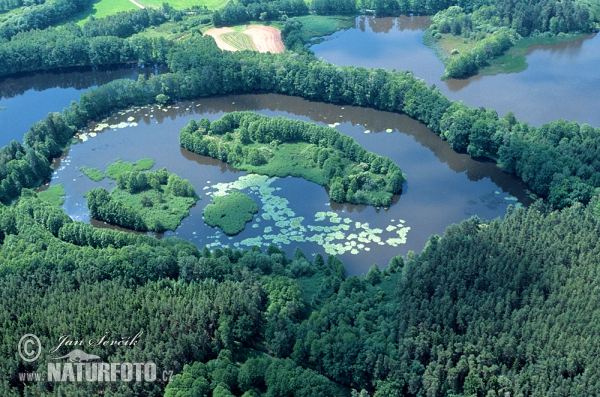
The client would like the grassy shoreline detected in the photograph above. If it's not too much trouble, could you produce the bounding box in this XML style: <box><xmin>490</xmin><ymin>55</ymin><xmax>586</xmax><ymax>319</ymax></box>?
<box><xmin>479</xmin><ymin>33</ymin><xmax>590</xmax><ymax>75</ymax></box>
<box><xmin>427</xmin><ymin>30</ymin><xmax>591</xmax><ymax>76</ymax></box>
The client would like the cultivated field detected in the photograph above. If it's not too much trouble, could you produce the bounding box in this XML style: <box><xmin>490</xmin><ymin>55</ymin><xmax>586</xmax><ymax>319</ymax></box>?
<box><xmin>204</xmin><ymin>25</ymin><xmax>284</xmax><ymax>53</ymax></box>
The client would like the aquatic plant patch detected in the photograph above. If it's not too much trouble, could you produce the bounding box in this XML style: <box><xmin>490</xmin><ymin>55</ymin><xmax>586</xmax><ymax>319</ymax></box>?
<box><xmin>203</xmin><ymin>190</ymin><xmax>259</xmax><ymax>235</ymax></box>
<box><xmin>200</xmin><ymin>175</ymin><xmax>411</xmax><ymax>256</ymax></box>
<box><xmin>80</xmin><ymin>166</ymin><xmax>104</xmax><ymax>182</ymax></box>
<box><xmin>105</xmin><ymin>158</ymin><xmax>155</xmax><ymax>179</ymax></box>
<box><xmin>37</xmin><ymin>184</ymin><xmax>66</xmax><ymax>206</ymax></box>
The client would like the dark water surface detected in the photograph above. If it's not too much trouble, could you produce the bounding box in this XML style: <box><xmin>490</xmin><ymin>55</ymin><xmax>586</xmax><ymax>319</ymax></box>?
<box><xmin>312</xmin><ymin>15</ymin><xmax>600</xmax><ymax>127</ymax></box>
<box><xmin>49</xmin><ymin>94</ymin><xmax>529</xmax><ymax>275</ymax></box>
<box><xmin>0</xmin><ymin>65</ymin><xmax>163</xmax><ymax>147</ymax></box>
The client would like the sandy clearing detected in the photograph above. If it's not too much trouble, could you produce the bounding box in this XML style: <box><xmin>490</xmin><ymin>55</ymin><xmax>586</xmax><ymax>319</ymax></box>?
<box><xmin>205</xmin><ymin>27</ymin><xmax>239</xmax><ymax>52</ymax></box>
<box><xmin>244</xmin><ymin>26</ymin><xmax>285</xmax><ymax>53</ymax></box>
<box><xmin>204</xmin><ymin>25</ymin><xmax>285</xmax><ymax>54</ymax></box>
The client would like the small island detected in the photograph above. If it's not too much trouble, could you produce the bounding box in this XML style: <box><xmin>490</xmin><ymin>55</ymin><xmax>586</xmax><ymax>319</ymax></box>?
<box><xmin>180</xmin><ymin>111</ymin><xmax>405</xmax><ymax>207</ymax></box>
<box><xmin>86</xmin><ymin>167</ymin><xmax>198</xmax><ymax>232</ymax></box>
<box><xmin>203</xmin><ymin>190</ymin><xmax>259</xmax><ymax>236</ymax></box>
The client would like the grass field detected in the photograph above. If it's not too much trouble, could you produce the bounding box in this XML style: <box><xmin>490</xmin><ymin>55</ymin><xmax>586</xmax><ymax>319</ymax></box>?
<box><xmin>37</xmin><ymin>184</ymin><xmax>67</xmax><ymax>206</ymax></box>
<box><xmin>435</xmin><ymin>32</ymin><xmax>480</xmax><ymax>61</ymax></box>
<box><xmin>479</xmin><ymin>33</ymin><xmax>589</xmax><ymax>75</ymax></box>
<box><xmin>241</xmin><ymin>142</ymin><xmax>330</xmax><ymax>186</ymax></box>
<box><xmin>111</xmin><ymin>187</ymin><xmax>197</xmax><ymax>231</ymax></box>
<box><xmin>289</xmin><ymin>15</ymin><xmax>355</xmax><ymax>42</ymax></box>
<box><xmin>71</xmin><ymin>0</ymin><xmax>139</xmax><ymax>26</ymax></box>
<box><xmin>220</xmin><ymin>31</ymin><xmax>256</xmax><ymax>51</ymax></box>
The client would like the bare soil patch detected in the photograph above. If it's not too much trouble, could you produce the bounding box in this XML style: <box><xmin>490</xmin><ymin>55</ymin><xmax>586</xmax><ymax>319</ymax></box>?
<box><xmin>244</xmin><ymin>25</ymin><xmax>284</xmax><ymax>53</ymax></box>
<box><xmin>204</xmin><ymin>27</ymin><xmax>238</xmax><ymax>52</ymax></box>
<box><xmin>204</xmin><ymin>25</ymin><xmax>284</xmax><ymax>53</ymax></box>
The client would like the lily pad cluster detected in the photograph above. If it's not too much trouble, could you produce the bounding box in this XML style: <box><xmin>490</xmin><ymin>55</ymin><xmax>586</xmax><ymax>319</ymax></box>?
<box><xmin>201</xmin><ymin>174</ymin><xmax>410</xmax><ymax>256</ymax></box>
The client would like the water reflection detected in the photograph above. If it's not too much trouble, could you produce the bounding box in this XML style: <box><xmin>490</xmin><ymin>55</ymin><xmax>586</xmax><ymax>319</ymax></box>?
<box><xmin>0</xmin><ymin>64</ymin><xmax>166</xmax><ymax>146</ymax></box>
<box><xmin>312</xmin><ymin>17</ymin><xmax>600</xmax><ymax>127</ymax></box>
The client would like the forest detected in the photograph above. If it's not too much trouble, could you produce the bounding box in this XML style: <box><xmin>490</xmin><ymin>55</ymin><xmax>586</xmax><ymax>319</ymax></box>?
<box><xmin>1</xmin><ymin>0</ymin><xmax>600</xmax><ymax>395</ymax></box>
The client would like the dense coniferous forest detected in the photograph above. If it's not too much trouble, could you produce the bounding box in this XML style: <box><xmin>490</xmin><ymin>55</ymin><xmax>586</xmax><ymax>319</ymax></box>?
<box><xmin>1</xmin><ymin>0</ymin><xmax>600</xmax><ymax>395</ymax></box>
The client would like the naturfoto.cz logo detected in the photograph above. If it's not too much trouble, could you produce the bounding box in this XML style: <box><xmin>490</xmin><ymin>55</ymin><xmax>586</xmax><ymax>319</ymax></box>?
<box><xmin>17</xmin><ymin>332</ymin><xmax>174</xmax><ymax>383</ymax></box>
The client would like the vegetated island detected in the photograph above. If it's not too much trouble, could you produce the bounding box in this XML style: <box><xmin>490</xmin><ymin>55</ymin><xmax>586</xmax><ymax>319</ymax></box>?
<box><xmin>203</xmin><ymin>190</ymin><xmax>259</xmax><ymax>236</ymax></box>
<box><xmin>180</xmin><ymin>112</ymin><xmax>405</xmax><ymax>207</ymax></box>
<box><xmin>87</xmin><ymin>167</ymin><xmax>198</xmax><ymax>232</ymax></box>
<box><xmin>425</xmin><ymin>4</ymin><xmax>597</xmax><ymax>78</ymax></box>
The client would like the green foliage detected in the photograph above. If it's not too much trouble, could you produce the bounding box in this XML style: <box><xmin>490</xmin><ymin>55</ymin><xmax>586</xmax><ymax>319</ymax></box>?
<box><xmin>430</xmin><ymin>0</ymin><xmax>595</xmax><ymax>78</ymax></box>
<box><xmin>88</xmin><ymin>168</ymin><xmax>197</xmax><ymax>232</ymax></box>
<box><xmin>203</xmin><ymin>190</ymin><xmax>258</xmax><ymax>236</ymax></box>
<box><xmin>180</xmin><ymin>112</ymin><xmax>405</xmax><ymax>206</ymax></box>
<box><xmin>80</xmin><ymin>166</ymin><xmax>104</xmax><ymax>181</ymax></box>
<box><xmin>36</xmin><ymin>184</ymin><xmax>66</xmax><ymax>206</ymax></box>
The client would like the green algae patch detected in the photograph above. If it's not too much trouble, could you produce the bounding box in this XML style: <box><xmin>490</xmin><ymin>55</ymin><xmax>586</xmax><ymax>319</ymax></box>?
<box><xmin>80</xmin><ymin>166</ymin><xmax>104</xmax><ymax>182</ymax></box>
<box><xmin>204</xmin><ymin>190</ymin><xmax>259</xmax><ymax>236</ymax></box>
<box><xmin>37</xmin><ymin>184</ymin><xmax>66</xmax><ymax>206</ymax></box>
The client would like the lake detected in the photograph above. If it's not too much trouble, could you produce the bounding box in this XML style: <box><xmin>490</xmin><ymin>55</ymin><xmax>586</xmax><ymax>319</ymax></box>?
<box><xmin>48</xmin><ymin>94</ymin><xmax>529</xmax><ymax>275</ymax></box>
<box><xmin>312</xmin><ymin>15</ymin><xmax>600</xmax><ymax>128</ymax></box>
<box><xmin>5</xmin><ymin>15</ymin><xmax>598</xmax><ymax>274</ymax></box>
<box><xmin>0</xmin><ymin>64</ymin><xmax>163</xmax><ymax>147</ymax></box>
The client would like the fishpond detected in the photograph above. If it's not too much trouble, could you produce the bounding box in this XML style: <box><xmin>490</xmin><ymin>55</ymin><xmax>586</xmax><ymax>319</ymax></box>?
<box><xmin>47</xmin><ymin>93</ymin><xmax>530</xmax><ymax>275</ymax></box>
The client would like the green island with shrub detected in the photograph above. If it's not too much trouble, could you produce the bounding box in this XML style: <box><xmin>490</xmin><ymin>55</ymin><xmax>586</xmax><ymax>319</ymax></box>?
<box><xmin>86</xmin><ymin>167</ymin><xmax>198</xmax><ymax>232</ymax></box>
<box><xmin>203</xmin><ymin>190</ymin><xmax>259</xmax><ymax>236</ymax></box>
<box><xmin>180</xmin><ymin>112</ymin><xmax>405</xmax><ymax>207</ymax></box>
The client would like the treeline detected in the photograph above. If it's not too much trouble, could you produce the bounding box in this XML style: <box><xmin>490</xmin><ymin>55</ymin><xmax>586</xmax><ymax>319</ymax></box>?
<box><xmin>212</xmin><ymin>0</ymin><xmax>308</xmax><ymax>27</ymax></box>
<box><xmin>0</xmin><ymin>0</ymin><xmax>44</xmax><ymax>13</ymax></box>
<box><xmin>489</xmin><ymin>0</ymin><xmax>595</xmax><ymax>36</ymax></box>
<box><xmin>82</xmin><ymin>8</ymin><xmax>167</xmax><ymax>38</ymax></box>
<box><xmin>311</xmin><ymin>0</ymin><xmax>356</xmax><ymax>15</ymax></box>
<box><xmin>180</xmin><ymin>112</ymin><xmax>405</xmax><ymax>206</ymax></box>
<box><xmin>165</xmin><ymin>355</ymin><xmax>346</xmax><ymax>396</ymax></box>
<box><xmin>0</xmin><ymin>0</ymin><xmax>93</xmax><ymax>41</ymax></box>
<box><xmin>444</xmin><ymin>30</ymin><xmax>514</xmax><ymax>78</ymax></box>
<box><xmin>0</xmin><ymin>20</ymin><xmax>173</xmax><ymax>78</ymax></box>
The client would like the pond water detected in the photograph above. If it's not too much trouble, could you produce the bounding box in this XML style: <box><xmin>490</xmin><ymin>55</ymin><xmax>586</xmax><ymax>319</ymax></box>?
<box><xmin>49</xmin><ymin>93</ymin><xmax>530</xmax><ymax>275</ymax></box>
<box><xmin>5</xmin><ymin>16</ymin><xmax>594</xmax><ymax>274</ymax></box>
<box><xmin>312</xmin><ymin>15</ymin><xmax>600</xmax><ymax>128</ymax></box>
<box><xmin>0</xmin><ymin>64</ymin><xmax>163</xmax><ymax>147</ymax></box>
